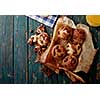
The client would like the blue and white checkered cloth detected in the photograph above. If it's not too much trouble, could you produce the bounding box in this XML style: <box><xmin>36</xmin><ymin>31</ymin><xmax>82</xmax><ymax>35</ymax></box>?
<box><xmin>27</xmin><ymin>15</ymin><xmax>58</xmax><ymax>28</ymax></box>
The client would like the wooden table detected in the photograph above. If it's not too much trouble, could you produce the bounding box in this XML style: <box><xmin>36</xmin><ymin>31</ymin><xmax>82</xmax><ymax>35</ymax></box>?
<box><xmin>0</xmin><ymin>15</ymin><xmax>100</xmax><ymax>84</ymax></box>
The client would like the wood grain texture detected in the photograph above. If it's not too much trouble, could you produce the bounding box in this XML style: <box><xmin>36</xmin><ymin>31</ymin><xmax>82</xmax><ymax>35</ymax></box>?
<box><xmin>0</xmin><ymin>16</ymin><xmax>14</xmax><ymax>83</ymax></box>
<box><xmin>28</xmin><ymin>18</ymin><xmax>50</xmax><ymax>84</ymax></box>
<box><xmin>14</xmin><ymin>16</ymin><xmax>28</xmax><ymax>84</ymax></box>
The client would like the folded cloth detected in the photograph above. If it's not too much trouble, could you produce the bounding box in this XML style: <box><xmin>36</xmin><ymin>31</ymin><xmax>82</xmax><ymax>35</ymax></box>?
<box><xmin>27</xmin><ymin>15</ymin><xmax>58</xmax><ymax>28</ymax></box>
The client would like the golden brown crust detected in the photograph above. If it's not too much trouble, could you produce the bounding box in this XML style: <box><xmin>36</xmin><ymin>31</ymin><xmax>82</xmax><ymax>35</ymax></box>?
<box><xmin>72</xmin><ymin>29</ymin><xmax>86</xmax><ymax>45</ymax></box>
<box><xmin>62</xmin><ymin>55</ymin><xmax>78</xmax><ymax>71</ymax></box>
<box><xmin>57</xmin><ymin>25</ymin><xmax>73</xmax><ymax>40</ymax></box>
<box><xmin>37</xmin><ymin>32</ymin><xmax>50</xmax><ymax>46</ymax></box>
<box><xmin>51</xmin><ymin>44</ymin><xmax>66</xmax><ymax>60</ymax></box>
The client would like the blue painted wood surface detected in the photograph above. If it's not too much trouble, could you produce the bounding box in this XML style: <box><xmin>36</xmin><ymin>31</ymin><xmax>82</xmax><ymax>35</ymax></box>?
<box><xmin>0</xmin><ymin>15</ymin><xmax>100</xmax><ymax>84</ymax></box>
<box><xmin>0</xmin><ymin>16</ymin><xmax>14</xmax><ymax>83</ymax></box>
<box><xmin>14</xmin><ymin>16</ymin><xmax>28</xmax><ymax>83</ymax></box>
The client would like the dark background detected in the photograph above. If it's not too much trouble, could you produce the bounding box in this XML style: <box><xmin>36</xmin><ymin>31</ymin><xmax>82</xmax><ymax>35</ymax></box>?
<box><xmin>0</xmin><ymin>15</ymin><xmax>100</xmax><ymax>84</ymax></box>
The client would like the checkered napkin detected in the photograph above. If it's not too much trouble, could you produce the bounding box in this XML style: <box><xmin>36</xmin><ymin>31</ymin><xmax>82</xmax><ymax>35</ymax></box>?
<box><xmin>27</xmin><ymin>15</ymin><xmax>58</xmax><ymax>28</ymax></box>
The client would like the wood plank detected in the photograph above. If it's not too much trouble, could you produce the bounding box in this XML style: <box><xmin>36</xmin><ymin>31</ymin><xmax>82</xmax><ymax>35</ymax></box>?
<box><xmin>14</xmin><ymin>15</ymin><xmax>28</xmax><ymax>84</ymax></box>
<box><xmin>28</xmin><ymin>18</ymin><xmax>55</xmax><ymax>83</ymax></box>
<box><xmin>43</xmin><ymin>26</ymin><xmax>55</xmax><ymax>84</ymax></box>
<box><xmin>0</xmin><ymin>15</ymin><xmax>14</xmax><ymax>83</ymax></box>
<box><xmin>28</xmin><ymin>18</ymin><xmax>41</xmax><ymax>84</ymax></box>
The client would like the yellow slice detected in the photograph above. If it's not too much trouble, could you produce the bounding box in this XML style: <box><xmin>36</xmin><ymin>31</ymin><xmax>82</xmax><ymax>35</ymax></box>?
<box><xmin>86</xmin><ymin>15</ymin><xmax>100</xmax><ymax>27</ymax></box>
